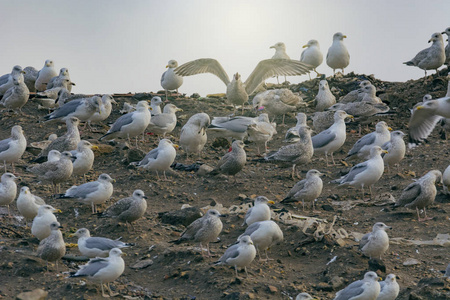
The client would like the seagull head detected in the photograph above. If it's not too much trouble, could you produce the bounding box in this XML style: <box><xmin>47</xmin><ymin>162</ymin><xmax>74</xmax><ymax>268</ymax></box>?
<box><xmin>333</xmin><ymin>32</ymin><xmax>347</xmax><ymax>41</ymax></box>
<box><xmin>44</xmin><ymin>59</ymin><xmax>54</xmax><ymax>67</ymax></box>
<box><xmin>166</xmin><ymin>60</ymin><xmax>178</xmax><ymax>68</ymax></box>
<box><xmin>71</xmin><ymin>228</ymin><xmax>90</xmax><ymax>238</ymax></box>
<box><xmin>428</xmin><ymin>32</ymin><xmax>443</xmax><ymax>43</ymax></box>
<box><xmin>372</xmin><ymin>222</ymin><xmax>392</xmax><ymax>232</ymax></box>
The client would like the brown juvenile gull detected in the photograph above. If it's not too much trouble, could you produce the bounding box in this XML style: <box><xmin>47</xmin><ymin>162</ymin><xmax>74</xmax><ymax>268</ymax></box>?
<box><xmin>171</xmin><ymin>209</ymin><xmax>224</xmax><ymax>257</ymax></box>
<box><xmin>70</xmin><ymin>140</ymin><xmax>98</xmax><ymax>181</ymax></box>
<box><xmin>378</xmin><ymin>274</ymin><xmax>400</xmax><ymax>300</ymax></box>
<box><xmin>395</xmin><ymin>169</ymin><xmax>442</xmax><ymax>221</ymax></box>
<box><xmin>0</xmin><ymin>125</ymin><xmax>27</xmax><ymax>173</ymax></box>
<box><xmin>71</xmin><ymin>228</ymin><xmax>133</xmax><ymax>258</ymax></box>
<box><xmin>345</xmin><ymin>121</ymin><xmax>391</xmax><ymax>161</ymax></box>
<box><xmin>326</xmin><ymin>32</ymin><xmax>350</xmax><ymax>74</ymax></box>
<box><xmin>27</xmin><ymin>151</ymin><xmax>74</xmax><ymax>193</ymax></box>
<box><xmin>34</xmin><ymin>116</ymin><xmax>81</xmax><ymax>163</ymax></box>
<box><xmin>161</xmin><ymin>60</ymin><xmax>183</xmax><ymax>100</ymax></box>
<box><xmin>360</xmin><ymin>84</ymin><xmax>382</xmax><ymax>104</ymax></box>
<box><xmin>381</xmin><ymin>131</ymin><xmax>406</xmax><ymax>173</ymax></box>
<box><xmin>215</xmin><ymin>235</ymin><xmax>256</xmax><ymax>277</ymax></box>
<box><xmin>333</xmin><ymin>146</ymin><xmax>387</xmax><ymax>200</ymax></box>
<box><xmin>408</xmin><ymin>96</ymin><xmax>450</xmax><ymax>147</ymax></box>
<box><xmin>101</xmin><ymin>189</ymin><xmax>148</xmax><ymax>230</ymax></box>
<box><xmin>281</xmin><ymin>169</ymin><xmax>323</xmax><ymax>210</ymax></box>
<box><xmin>312</xmin><ymin>110</ymin><xmax>352</xmax><ymax>166</ymax></box>
<box><xmin>132</xmin><ymin>139</ymin><xmax>178</xmax><ymax>180</ymax></box>
<box><xmin>210</xmin><ymin>140</ymin><xmax>247</xmax><ymax>182</ymax></box>
<box><xmin>333</xmin><ymin>271</ymin><xmax>380</xmax><ymax>300</ymax></box>
<box><xmin>284</xmin><ymin>112</ymin><xmax>307</xmax><ymax>143</ymax></box>
<box><xmin>242</xmin><ymin>196</ymin><xmax>275</xmax><ymax>226</ymax></box>
<box><xmin>311</xmin><ymin>111</ymin><xmax>335</xmax><ymax>133</ymax></box>
<box><xmin>359</xmin><ymin>222</ymin><xmax>392</xmax><ymax>260</ymax></box>
<box><xmin>238</xmin><ymin>220</ymin><xmax>283</xmax><ymax>261</ymax></box>
<box><xmin>443</xmin><ymin>164</ymin><xmax>450</xmax><ymax>195</ymax></box>
<box><xmin>0</xmin><ymin>173</ymin><xmax>18</xmax><ymax>216</ymax></box>
<box><xmin>175</xmin><ymin>58</ymin><xmax>311</xmax><ymax>114</ymax></box>
<box><xmin>314</xmin><ymin>79</ymin><xmax>336</xmax><ymax>111</ymax></box>
<box><xmin>403</xmin><ymin>32</ymin><xmax>446</xmax><ymax>76</ymax></box>
<box><xmin>16</xmin><ymin>186</ymin><xmax>46</xmax><ymax>223</ymax></box>
<box><xmin>301</xmin><ymin>39</ymin><xmax>323</xmax><ymax>78</ymax></box>
<box><xmin>69</xmin><ymin>248</ymin><xmax>125</xmax><ymax>298</ymax></box>
<box><xmin>339</xmin><ymin>80</ymin><xmax>371</xmax><ymax>103</ymax></box>
<box><xmin>31</xmin><ymin>204</ymin><xmax>61</xmax><ymax>240</ymax></box>
<box><xmin>56</xmin><ymin>173</ymin><xmax>114</xmax><ymax>213</ymax></box>
<box><xmin>147</xmin><ymin>103</ymin><xmax>183</xmax><ymax>138</ymax></box>
<box><xmin>35</xmin><ymin>59</ymin><xmax>58</xmax><ymax>92</ymax></box>
<box><xmin>259</xmin><ymin>125</ymin><xmax>313</xmax><ymax>179</ymax></box>
<box><xmin>179</xmin><ymin>112</ymin><xmax>210</xmax><ymax>158</ymax></box>
<box><xmin>44</xmin><ymin>96</ymin><xmax>102</xmax><ymax>123</ymax></box>
<box><xmin>328</xmin><ymin>101</ymin><xmax>390</xmax><ymax>119</ymax></box>
<box><xmin>0</xmin><ymin>74</ymin><xmax>29</xmax><ymax>113</ymax></box>
<box><xmin>37</xmin><ymin>221</ymin><xmax>66</xmax><ymax>272</ymax></box>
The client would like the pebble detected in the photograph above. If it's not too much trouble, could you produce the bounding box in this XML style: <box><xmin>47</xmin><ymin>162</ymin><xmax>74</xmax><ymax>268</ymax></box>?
<box><xmin>16</xmin><ymin>289</ymin><xmax>48</xmax><ymax>300</ymax></box>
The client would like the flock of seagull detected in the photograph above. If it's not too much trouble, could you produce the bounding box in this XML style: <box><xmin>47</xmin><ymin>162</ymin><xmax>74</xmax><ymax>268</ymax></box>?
<box><xmin>0</xmin><ymin>28</ymin><xmax>450</xmax><ymax>299</ymax></box>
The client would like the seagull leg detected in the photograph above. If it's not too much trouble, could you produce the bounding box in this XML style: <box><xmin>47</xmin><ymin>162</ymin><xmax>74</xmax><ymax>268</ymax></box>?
<box><xmin>165</xmin><ymin>90</ymin><xmax>169</xmax><ymax>102</ymax></box>
<box><xmin>244</xmin><ymin>266</ymin><xmax>249</xmax><ymax>277</ymax></box>
<box><xmin>302</xmin><ymin>200</ymin><xmax>305</xmax><ymax>211</ymax></box>
<box><xmin>100</xmin><ymin>282</ymin><xmax>110</xmax><ymax>298</ymax></box>
<box><xmin>331</xmin><ymin>152</ymin><xmax>336</xmax><ymax>166</ymax></box>
<box><xmin>107</xmin><ymin>283</ymin><xmax>119</xmax><ymax>297</ymax></box>
<box><xmin>234</xmin><ymin>265</ymin><xmax>238</xmax><ymax>277</ymax></box>
<box><xmin>3</xmin><ymin>161</ymin><xmax>6</xmax><ymax>173</ymax></box>
<box><xmin>163</xmin><ymin>171</ymin><xmax>168</xmax><ymax>181</ymax></box>
<box><xmin>325</xmin><ymin>153</ymin><xmax>329</xmax><ymax>167</ymax></box>
<box><xmin>421</xmin><ymin>207</ymin><xmax>433</xmax><ymax>221</ymax></box>
<box><xmin>91</xmin><ymin>202</ymin><xmax>95</xmax><ymax>214</ymax></box>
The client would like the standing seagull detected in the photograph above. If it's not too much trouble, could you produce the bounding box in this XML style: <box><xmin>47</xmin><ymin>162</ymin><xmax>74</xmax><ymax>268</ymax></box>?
<box><xmin>300</xmin><ymin>39</ymin><xmax>323</xmax><ymax>78</ymax></box>
<box><xmin>86</xmin><ymin>94</ymin><xmax>116</xmax><ymax>130</ymax></box>
<box><xmin>0</xmin><ymin>125</ymin><xmax>27</xmax><ymax>173</ymax></box>
<box><xmin>100</xmin><ymin>101</ymin><xmax>151</xmax><ymax>146</ymax></box>
<box><xmin>326</xmin><ymin>32</ymin><xmax>350</xmax><ymax>74</ymax></box>
<box><xmin>312</xmin><ymin>110</ymin><xmax>351</xmax><ymax>166</ymax></box>
<box><xmin>403</xmin><ymin>32</ymin><xmax>445</xmax><ymax>76</ymax></box>
<box><xmin>70</xmin><ymin>140</ymin><xmax>98</xmax><ymax>181</ymax></box>
<box><xmin>242</xmin><ymin>196</ymin><xmax>275</xmax><ymax>226</ymax></box>
<box><xmin>150</xmin><ymin>96</ymin><xmax>163</xmax><ymax>116</ymax></box>
<box><xmin>0</xmin><ymin>65</ymin><xmax>25</xmax><ymax>95</ymax></box>
<box><xmin>0</xmin><ymin>173</ymin><xmax>18</xmax><ymax>216</ymax></box>
<box><xmin>334</xmin><ymin>271</ymin><xmax>380</xmax><ymax>300</ymax></box>
<box><xmin>37</xmin><ymin>221</ymin><xmax>66</xmax><ymax>273</ymax></box>
<box><xmin>215</xmin><ymin>235</ymin><xmax>256</xmax><ymax>277</ymax></box>
<box><xmin>395</xmin><ymin>169</ymin><xmax>442</xmax><ymax>221</ymax></box>
<box><xmin>270</xmin><ymin>42</ymin><xmax>291</xmax><ymax>83</ymax></box>
<box><xmin>44</xmin><ymin>96</ymin><xmax>102</xmax><ymax>123</ymax></box>
<box><xmin>284</xmin><ymin>113</ymin><xmax>307</xmax><ymax>143</ymax></box>
<box><xmin>359</xmin><ymin>222</ymin><xmax>392</xmax><ymax>260</ymax></box>
<box><xmin>71</xmin><ymin>228</ymin><xmax>133</xmax><ymax>258</ymax></box>
<box><xmin>314</xmin><ymin>79</ymin><xmax>336</xmax><ymax>111</ymax></box>
<box><xmin>31</xmin><ymin>205</ymin><xmax>60</xmax><ymax>240</ymax></box>
<box><xmin>238</xmin><ymin>220</ymin><xmax>283</xmax><ymax>261</ymax></box>
<box><xmin>147</xmin><ymin>103</ymin><xmax>183</xmax><ymax>138</ymax></box>
<box><xmin>171</xmin><ymin>209</ymin><xmax>224</xmax><ymax>257</ymax></box>
<box><xmin>69</xmin><ymin>248</ymin><xmax>125</xmax><ymax>298</ymax></box>
<box><xmin>281</xmin><ymin>169</ymin><xmax>323</xmax><ymax>210</ymax></box>
<box><xmin>47</xmin><ymin>68</ymin><xmax>74</xmax><ymax>92</ymax></box>
<box><xmin>35</xmin><ymin>59</ymin><xmax>58</xmax><ymax>92</ymax></box>
<box><xmin>381</xmin><ymin>131</ymin><xmax>406</xmax><ymax>173</ymax></box>
<box><xmin>210</xmin><ymin>140</ymin><xmax>247</xmax><ymax>182</ymax></box>
<box><xmin>161</xmin><ymin>60</ymin><xmax>183</xmax><ymax>101</ymax></box>
<box><xmin>16</xmin><ymin>186</ymin><xmax>46</xmax><ymax>223</ymax></box>
<box><xmin>179</xmin><ymin>112</ymin><xmax>210</xmax><ymax>158</ymax></box>
<box><xmin>377</xmin><ymin>274</ymin><xmax>400</xmax><ymax>300</ymax></box>
<box><xmin>175</xmin><ymin>58</ymin><xmax>311</xmax><ymax>114</ymax></box>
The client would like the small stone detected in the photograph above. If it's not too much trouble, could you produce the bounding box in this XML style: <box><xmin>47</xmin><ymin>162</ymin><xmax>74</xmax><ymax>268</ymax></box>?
<box><xmin>330</xmin><ymin>276</ymin><xmax>345</xmax><ymax>290</ymax></box>
<box><xmin>190</xmin><ymin>93</ymin><xmax>201</xmax><ymax>99</ymax></box>
<box><xmin>335</xmin><ymin>238</ymin><xmax>347</xmax><ymax>247</ymax></box>
<box><xmin>16</xmin><ymin>288</ymin><xmax>48</xmax><ymax>300</ymax></box>
<box><xmin>268</xmin><ymin>285</ymin><xmax>278</xmax><ymax>293</ymax></box>
<box><xmin>403</xmin><ymin>258</ymin><xmax>421</xmax><ymax>266</ymax></box>
<box><xmin>131</xmin><ymin>259</ymin><xmax>154</xmax><ymax>269</ymax></box>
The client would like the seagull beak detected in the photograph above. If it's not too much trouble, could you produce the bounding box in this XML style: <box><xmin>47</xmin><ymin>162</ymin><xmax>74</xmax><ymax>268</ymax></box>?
<box><xmin>173</xmin><ymin>144</ymin><xmax>179</xmax><ymax>149</ymax></box>
<box><xmin>347</xmin><ymin>115</ymin><xmax>354</xmax><ymax>119</ymax></box>
<box><xmin>165</xmin><ymin>65</ymin><xmax>169</xmax><ymax>68</ymax></box>
<box><xmin>268</xmin><ymin>200</ymin><xmax>275</xmax><ymax>204</ymax></box>
<box><xmin>382</xmin><ymin>150</ymin><xmax>388</xmax><ymax>154</ymax></box>
<box><xmin>343</xmin><ymin>35</ymin><xmax>347</xmax><ymax>38</ymax></box>
<box><xmin>270</xmin><ymin>45</ymin><xmax>275</xmax><ymax>49</ymax></box>
<box><xmin>388</xmin><ymin>127</ymin><xmax>393</xmax><ymax>131</ymax></box>
<box><xmin>58</xmin><ymin>225</ymin><xmax>64</xmax><ymax>229</ymax></box>
<box><xmin>176</xmin><ymin>108</ymin><xmax>183</xmax><ymax>112</ymax></box>
<box><xmin>111</xmin><ymin>99</ymin><xmax>118</xmax><ymax>105</ymax></box>
<box><xmin>55</xmin><ymin>209</ymin><xmax>62</xmax><ymax>213</ymax></box>
<box><xmin>302</xmin><ymin>44</ymin><xmax>308</xmax><ymax>48</ymax></box>
<box><xmin>143</xmin><ymin>196</ymin><xmax>148</xmax><ymax>199</ymax></box>
<box><xmin>68</xmin><ymin>234</ymin><xmax>75</xmax><ymax>238</ymax></box>
<box><xmin>416</xmin><ymin>105</ymin><xmax>424</xmax><ymax>110</ymax></box>
<box><xmin>71</xmin><ymin>82</ymin><xmax>76</xmax><ymax>86</ymax></box>
<box><xmin>91</xmin><ymin>145</ymin><xmax>100</xmax><ymax>150</ymax></box>
<box><xmin>21</xmin><ymin>70</ymin><xmax>26</xmax><ymax>74</ymax></box>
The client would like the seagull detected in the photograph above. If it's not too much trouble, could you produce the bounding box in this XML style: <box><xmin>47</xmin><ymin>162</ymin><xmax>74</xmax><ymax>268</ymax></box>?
<box><xmin>70</xmin><ymin>140</ymin><xmax>98</xmax><ymax>181</ymax></box>
<box><xmin>0</xmin><ymin>173</ymin><xmax>18</xmax><ymax>216</ymax></box>
<box><xmin>23</xmin><ymin>66</ymin><xmax>38</xmax><ymax>92</ymax></box>
<box><xmin>328</xmin><ymin>101</ymin><xmax>390</xmax><ymax>118</ymax></box>
<box><xmin>16</xmin><ymin>186</ymin><xmax>46</xmax><ymax>222</ymax></box>
<box><xmin>69</xmin><ymin>248</ymin><xmax>125</xmax><ymax>298</ymax></box>
<box><xmin>179</xmin><ymin>112</ymin><xmax>210</xmax><ymax>158</ymax></box>
<box><xmin>296</xmin><ymin>293</ymin><xmax>316</xmax><ymax>300</ymax></box>
<box><xmin>395</xmin><ymin>169</ymin><xmax>442</xmax><ymax>221</ymax></box>
<box><xmin>147</xmin><ymin>103</ymin><xmax>182</xmax><ymax>138</ymax></box>
<box><xmin>281</xmin><ymin>169</ymin><xmax>323</xmax><ymax>210</ymax></box>
<box><xmin>71</xmin><ymin>228</ymin><xmax>133</xmax><ymax>258</ymax></box>
<box><xmin>132</xmin><ymin>139</ymin><xmax>178</xmax><ymax>180</ymax></box>
<box><xmin>161</xmin><ymin>60</ymin><xmax>183</xmax><ymax>100</ymax></box>
<box><xmin>312</xmin><ymin>110</ymin><xmax>352</xmax><ymax>166</ymax></box>
<box><xmin>360</xmin><ymin>84</ymin><xmax>382</xmax><ymax>104</ymax></box>
<box><xmin>381</xmin><ymin>131</ymin><xmax>406</xmax><ymax>173</ymax></box>
<box><xmin>284</xmin><ymin>112</ymin><xmax>307</xmax><ymax>143</ymax></box>
<box><xmin>443</xmin><ymin>164</ymin><xmax>450</xmax><ymax>195</ymax></box>
<box><xmin>300</xmin><ymin>39</ymin><xmax>323</xmax><ymax>78</ymax></box>
<box><xmin>101</xmin><ymin>189</ymin><xmax>148</xmax><ymax>230</ymax></box>
<box><xmin>339</xmin><ymin>80</ymin><xmax>372</xmax><ymax>103</ymax></box>
<box><xmin>345</xmin><ymin>121</ymin><xmax>392</xmax><ymax>161</ymax></box>
<box><xmin>35</xmin><ymin>79</ymin><xmax>72</xmax><ymax>99</ymax></box>
<box><xmin>215</xmin><ymin>235</ymin><xmax>256</xmax><ymax>277</ymax></box>
<box><xmin>210</xmin><ymin>140</ymin><xmax>247</xmax><ymax>182</ymax></box>
<box><xmin>100</xmin><ymin>100</ymin><xmax>151</xmax><ymax>146</ymax></box>
<box><xmin>56</xmin><ymin>173</ymin><xmax>114</xmax><ymax>213</ymax></box>
<box><xmin>31</xmin><ymin>205</ymin><xmax>61</xmax><ymax>240</ymax></box>
<box><xmin>442</xmin><ymin>27</ymin><xmax>450</xmax><ymax>65</ymax></box>
<box><xmin>0</xmin><ymin>65</ymin><xmax>25</xmax><ymax>95</ymax></box>
<box><xmin>37</xmin><ymin>221</ymin><xmax>66</xmax><ymax>273</ymax></box>
<box><xmin>150</xmin><ymin>96</ymin><xmax>163</xmax><ymax>116</ymax></box>
<box><xmin>246</xmin><ymin>115</ymin><xmax>277</xmax><ymax>154</ymax></box>
<box><xmin>333</xmin><ymin>271</ymin><xmax>380</xmax><ymax>300</ymax></box>
<box><xmin>334</xmin><ymin>146</ymin><xmax>387</xmax><ymax>199</ymax></box>
<box><xmin>0</xmin><ymin>125</ymin><xmax>27</xmax><ymax>173</ymax></box>
<box><xmin>238</xmin><ymin>220</ymin><xmax>283</xmax><ymax>261</ymax></box>
<box><xmin>408</xmin><ymin>96</ymin><xmax>450</xmax><ymax>147</ymax></box>
<box><xmin>270</xmin><ymin>42</ymin><xmax>291</xmax><ymax>83</ymax></box>
<box><xmin>47</xmin><ymin>68</ymin><xmax>75</xmax><ymax>92</ymax></box>
<box><xmin>378</xmin><ymin>274</ymin><xmax>400</xmax><ymax>300</ymax></box>
<box><xmin>35</xmin><ymin>59</ymin><xmax>58</xmax><ymax>92</ymax></box>
<box><xmin>242</xmin><ymin>196</ymin><xmax>275</xmax><ymax>226</ymax></box>
<box><xmin>208</xmin><ymin>114</ymin><xmax>264</xmax><ymax>140</ymax></box>
<box><xmin>326</xmin><ymin>32</ymin><xmax>350</xmax><ymax>74</ymax></box>
<box><xmin>171</xmin><ymin>209</ymin><xmax>224</xmax><ymax>257</ymax></box>
<box><xmin>175</xmin><ymin>58</ymin><xmax>311</xmax><ymax>114</ymax></box>
<box><xmin>259</xmin><ymin>125</ymin><xmax>313</xmax><ymax>179</ymax></box>
<box><xmin>311</xmin><ymin>111</ymin><xmax>335</xmax><ymax>133</ymax></box>
<box><xmin>314</xmin><ymin>79</ymin><xmax>336</xmax><ymax>111</ymax></box>
<box><xmin>86</xmin><ymin>94</ymin><xmax>117</xmax><ymax>130</ymax></box>
<box><xmin>359</xmin><ymin>222</ymin><xmax>392</xmax><ymax>260</ymax></box>
<box><xmin>44</xmin><ymin>96</ymin><xmax>102</xmax><ymax>123</ymax></box>
<box><xmin>404</xmin><ymin>32</ymin><xmax>446</xmax><ymax>76</ymax></box>
<box><xmin>0</xmin><ymin>74</ymin><xmax>29</xmax><ymax>113</ymax></box>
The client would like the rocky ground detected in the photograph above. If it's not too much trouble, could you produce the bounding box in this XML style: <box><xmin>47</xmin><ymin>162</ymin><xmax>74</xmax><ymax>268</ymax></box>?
<box><xmin>1</xmin><ymin>70</ymin><xmax>450</xmax><ymax>300</ymax></box>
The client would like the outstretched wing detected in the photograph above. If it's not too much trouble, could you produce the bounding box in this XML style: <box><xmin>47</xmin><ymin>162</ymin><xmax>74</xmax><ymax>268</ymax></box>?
<box><xmin>174</xmin><ymin>58</ymin><xmax>230</xmax><ymax>86</ymax></box>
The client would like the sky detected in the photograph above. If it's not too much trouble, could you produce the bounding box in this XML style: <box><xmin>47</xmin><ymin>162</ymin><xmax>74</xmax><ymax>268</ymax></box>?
<box><xmin>1</xmin><ymin>0</ymin><xmax>449</xmax><ymax>96</ymax></box>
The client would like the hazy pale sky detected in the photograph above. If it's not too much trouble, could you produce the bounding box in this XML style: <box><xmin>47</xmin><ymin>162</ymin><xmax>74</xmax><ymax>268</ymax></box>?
<box><xmin>1</xmin><ymin>0</ymin><xmax>449</xmax><ymax>96</ymax></box>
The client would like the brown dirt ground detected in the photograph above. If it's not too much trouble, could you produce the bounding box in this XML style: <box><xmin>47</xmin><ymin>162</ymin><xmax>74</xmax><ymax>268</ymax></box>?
<box><xmin>1</xmin><ymin>70</ymin><xmax>450</xmax><ymax>300</ymax></box>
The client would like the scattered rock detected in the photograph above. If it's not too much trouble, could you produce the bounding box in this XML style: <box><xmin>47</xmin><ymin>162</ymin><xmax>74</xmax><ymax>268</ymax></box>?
<box><xmin>16</xmin><ymin>289</ymin><xmax>48</xmax><ymax>300</ymax></box>
<box><xmin>403</xmin><ymin>258</ymin><xmax>421</xmax><ymax>266</ymax></box>
<box><xmin>268</xmin><ymin>285</ymin><xmax>278</xmax><ymax>293</ymax></box>
<box><xmin>131</xmin><ymin>259</ymin><xmax>154</xmax><ymax>269</ymax></box>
